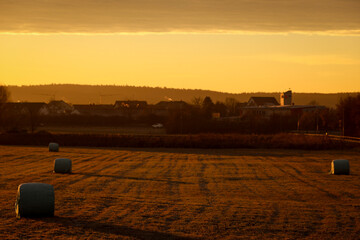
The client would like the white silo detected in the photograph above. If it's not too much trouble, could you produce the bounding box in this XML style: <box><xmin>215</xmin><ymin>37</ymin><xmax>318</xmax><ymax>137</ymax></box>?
<box><xmin>280</xmin><ymin>90</ymin><xmax>292</xmax><ymax>106</ymax></box>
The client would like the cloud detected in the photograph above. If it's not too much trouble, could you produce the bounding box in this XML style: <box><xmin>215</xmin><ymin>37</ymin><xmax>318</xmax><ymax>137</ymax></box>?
<box><xmin>0</xmin><ymin>0</ymin><xmax>359</xmax><ymax>34</ymax></box>
<box><xmin>255</xmin><ymin>54</ymin><xmax>360</xmax><ymax>66</ymax></box>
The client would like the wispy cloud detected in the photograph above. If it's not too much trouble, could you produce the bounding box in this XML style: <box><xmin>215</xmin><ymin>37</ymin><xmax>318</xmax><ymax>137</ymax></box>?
<box><xmin>0</xmin><ymin>0</ymin><xmax>359</xmax><ymax>35</ymax></box>
<box><xmin>255</xmin><ymin>54</ymin><xmax>360</xmax><ymax>66</ymax></box>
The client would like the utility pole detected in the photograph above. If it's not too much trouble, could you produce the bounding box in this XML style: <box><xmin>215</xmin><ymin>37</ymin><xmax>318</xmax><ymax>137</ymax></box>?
<box><xmin>180</xmin><ymin>101</ymin><xmax>183</xmax><ymax>134</ymax></box>
<box><xmin>316</xmin><ymin>110</ymin><xmax>319</xmax><ymax>134</ymax></box>
<box><xmin>297</xmin><ymin>112</ymin><xmax>300</xmax><ymax>132</ymax></box>
<box><xmin>342</xmin><ymin>107</ymin><xmax>345</xmax><ymax>136</ymax></box>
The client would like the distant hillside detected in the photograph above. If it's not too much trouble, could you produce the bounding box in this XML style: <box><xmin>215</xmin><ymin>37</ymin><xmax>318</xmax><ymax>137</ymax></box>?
<box><xmin>7</xmin><ymin>84</ymin><xmax>359</xmax><ymax>108</ymax></box>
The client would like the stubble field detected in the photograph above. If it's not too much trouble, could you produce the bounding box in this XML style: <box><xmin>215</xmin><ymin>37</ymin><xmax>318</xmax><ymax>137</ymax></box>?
<box><xmin>0</xmin><ymin>145</ymin><xmax>359</xmax><ymax>239</ymax></box>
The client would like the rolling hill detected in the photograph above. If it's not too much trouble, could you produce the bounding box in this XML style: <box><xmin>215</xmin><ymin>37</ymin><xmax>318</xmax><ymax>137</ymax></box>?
<box><xmin>7</xmin><ymin>84</ymin><xmax>359</xmax><ymax>107</ymax></box>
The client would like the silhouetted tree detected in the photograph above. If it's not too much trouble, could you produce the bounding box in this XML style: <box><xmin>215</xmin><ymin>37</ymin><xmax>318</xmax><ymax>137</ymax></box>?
<box><xmin>191</xmin><ymin>96</ymin><xmax>203</xmax><ymax>108</ymax></box>
<box><xmin>319</xmin><ymin>108</ymin><xmax>338</xmax><ymax>133</ymax></box>
<box><xmin>0</xmin><ymin>86</ymin><xmax>9</xmax><ymax>104</ymax></box>
<box><xmin>298</xmin><ymin>111</ymin><xmax>319</xmax><ymax>132</ymax></box>
<box><xmin>307</xmin><ymin>100</ymin><xmax>320</xmax><ymax>106</ymax></box>
<box><xmin>0</xmin><ymin>86</ymin><xmax>10</xmax><ymax>130</ymax></box>
<box><xmin>26</xmin><ymin>104</ymin><xmax>44</xmax><ymax>133</ymax></box>
<box><xmin>214</xmin><ymin>101</ymin><xmax>227</xmax><ymax>117</ymax></box>
<box><xmin>202</xmin><ymin>96</ymin><xmax>214</xmax><ymax>118</ymax></box>
<box><xmin>337</xmin><ymin>94</ymin><xmax>360</xmax><ymax>137</ymax></box>
<box><xmin>225</xmin><ymin>98</ymin><xmax>240</xmax><ymax>116</ymax></box>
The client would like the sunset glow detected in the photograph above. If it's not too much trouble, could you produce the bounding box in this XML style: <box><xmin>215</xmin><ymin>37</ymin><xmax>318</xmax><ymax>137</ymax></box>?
<box><xmin>0</xmin><ymin>0</ymin><xmax>359</xmax><ymax>93</ymax></box>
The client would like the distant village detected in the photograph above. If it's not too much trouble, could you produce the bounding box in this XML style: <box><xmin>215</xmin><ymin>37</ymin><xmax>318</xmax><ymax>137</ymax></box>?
<box><xmin>4</xmin><ymin>90</ymin><xmax>325</xmax><ymax>120</ymax></box>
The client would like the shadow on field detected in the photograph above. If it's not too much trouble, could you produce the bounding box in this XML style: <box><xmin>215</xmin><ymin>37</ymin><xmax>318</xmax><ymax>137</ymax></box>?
<box><xmin>95</xmin><ymin>147</ymin><xmax>309</xmax><ymax>157</ymax></box>
<box><xmin>71</xmin><ymin>172</ymin><xmax>192</xmax><ymax>185</ymax></box>
<box><xmin>40</xmin><ymin>216</ymin><xmax>198</xmax><ymax>240</ymax></box>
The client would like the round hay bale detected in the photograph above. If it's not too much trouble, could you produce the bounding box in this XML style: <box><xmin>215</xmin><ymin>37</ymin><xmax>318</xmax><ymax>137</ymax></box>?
<box><xmin>331</xmin><ymin>159</ymin><xmax>350</xmax><ymax>175</ymax></box>
<box><xmin>15</xmin><ymin>183</ymin><xmax>55</xmax><ymax>218</ymax></box>
<box><xmin>54</xmin><ymin>158</ymin><xmax>72</xmax><ymax>173</ymax></box>
<box><xmin>49</xmin><ymin>142</ymin><xmax>59</xmax><ymax>152</ymax></box>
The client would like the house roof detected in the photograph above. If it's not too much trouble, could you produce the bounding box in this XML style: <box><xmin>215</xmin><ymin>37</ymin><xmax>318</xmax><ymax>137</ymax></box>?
<box><xmin>155</xmin><ymin>101</ymin><xmax>188</xmax><ymax>109</ymax></box>
<box><xmin>248</xmin><ymin>97</ymin><xmax>279</xmax><ymax>106</ymax></box>
<box><xmin>114</xmin><ymin>100</ymin><xmax>147</xmax><ymax>109</ymax></box>
<box><xmin>73</xmin><ymin>104</ymin><xmax>119</xmax><ymax>116</ymax></box>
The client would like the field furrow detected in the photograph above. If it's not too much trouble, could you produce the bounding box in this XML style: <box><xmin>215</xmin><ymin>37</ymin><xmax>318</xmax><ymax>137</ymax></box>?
<box><xmin>1</xmin><ymin>146</ymin><xmax>359</xmax><ymax>239</ymax></box>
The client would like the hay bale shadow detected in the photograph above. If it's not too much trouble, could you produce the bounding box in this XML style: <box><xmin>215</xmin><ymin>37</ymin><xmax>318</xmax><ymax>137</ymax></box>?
<box><xmin>72</xmin><ymin>172</ymin><xmax>191</xmax><ymax>185</ymax></box>
<box><xmin>40</xmin><ymin>216</ymin><xmax>198</xmax><ymax>240</ymax></box>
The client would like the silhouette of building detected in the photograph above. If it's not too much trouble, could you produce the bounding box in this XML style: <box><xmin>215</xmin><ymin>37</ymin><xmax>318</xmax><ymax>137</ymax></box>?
<box><xmin>247</xmin><ymin>97</ymin><xmax>279</xmax><ymax>107</ymax></box>
<box><xmin>73</xmin><ymin>104</ymin><xmax>120</xmax><ymax>116</ymax></box>
<box><xmin>240</xmin><ymin>105</ymin><xmax>326</xmax><ymax>119</ymax></box>
<box><xmin>114</xmin><ymin>101</ymin><xmax>147</xmax><ymax>109</ymax></box>
<box><xmin>113</xmin><ymin>100</ymin><xmax>148</xmax><ymax>119</ymax></box>
<box><xmin>151</xmin><ymin>101</ymin><xmax>188</xmax><ymax>117</ymax></box>
<box><xmin>155</xmin><ymin>101</ymin><xmax>188</xmax><ymax>110</ymax></box>
<box><xmin>280</xmin><ymin>90</ymin><xmax>292</xmax><ymax>106</ymax></box>
<box><xmin>39</xmin><ymin>100</ymin><xmax>78</xmax><ymax>115</ymax></box>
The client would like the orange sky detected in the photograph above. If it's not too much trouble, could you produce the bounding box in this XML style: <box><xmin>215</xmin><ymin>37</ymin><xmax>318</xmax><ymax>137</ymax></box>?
<box><xmin>0</xmin><ymin>0</ymin><xmax>359</xmax><ymax>93</ymax></box>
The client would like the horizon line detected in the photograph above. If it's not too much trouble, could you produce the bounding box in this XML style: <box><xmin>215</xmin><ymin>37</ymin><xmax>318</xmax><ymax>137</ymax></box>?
<box><xmin>5</xmin><ymin>83</ymin><xmax>360</xmax><ymax>95</ymax></box>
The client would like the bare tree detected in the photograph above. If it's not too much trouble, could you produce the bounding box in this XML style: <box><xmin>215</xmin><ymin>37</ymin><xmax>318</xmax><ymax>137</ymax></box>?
<box><xmin>225</xmin><ymin>97</ymin><xmax>239</xmax><ymax>116</ymax></box>
<box><xmin>191</xmin><ymin>96</ymin><xmax>203</xmax><ymax>108</ymax></box>
<box><xmin>0</xmin><ymin>85</ymin><xmax>10</xmax><ymax>105</ymax></box>
<box><xmin>26</xmin><ymin>103</ymin><xmax>44</xmax><ymax>133</ymax></box>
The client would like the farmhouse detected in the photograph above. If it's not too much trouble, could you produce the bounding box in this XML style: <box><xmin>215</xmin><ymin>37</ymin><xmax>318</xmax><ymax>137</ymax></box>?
<box><xmin>151</xmin><ymin>101</ymin><xmax>189</xmax><ymax>117</ymax></box>
<box><xmin>113</xmin><ymin>100</ymin><xmax>149</xmax><ymax>119</ymax></box>
<box><xmin>114</xmin><ymin>101</ymin><xmax>148</xmax><ymax>109</ymax></box>
<box><xmin>247</xmin><ymin>97</ymin><xmax>280</xmax><ymax>107</ymax></box>
<box><xmin>73</xmin><ymin>104</ymin><xmax>120</xmax><ymax>117</ymax></box>
<box><xmin>39</xmin><ymin>100</ymin><xmax>78</xmax><ymax>115</ymax></box>
<box><xmin>240</xmin><ymin>91</ymin><xmax>326</xmax><ymax>119</ymax></box>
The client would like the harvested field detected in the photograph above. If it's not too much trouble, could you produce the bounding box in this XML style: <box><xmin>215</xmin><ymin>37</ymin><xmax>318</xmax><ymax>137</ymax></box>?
<box><xmin>1</xmin><ymin>145</ymin><xmax>359</xmax><ymax>239</ymax></box>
